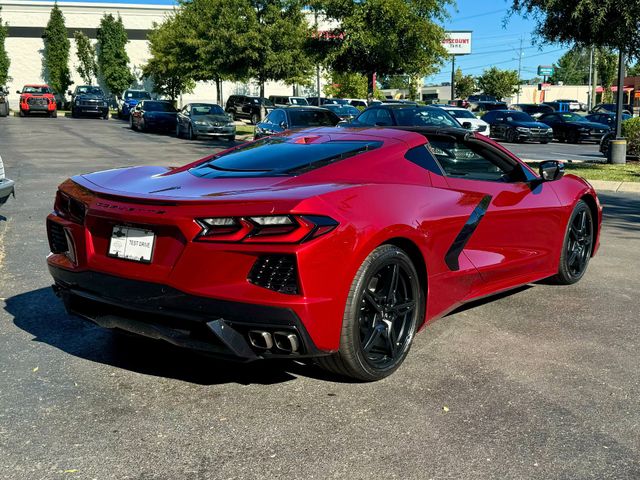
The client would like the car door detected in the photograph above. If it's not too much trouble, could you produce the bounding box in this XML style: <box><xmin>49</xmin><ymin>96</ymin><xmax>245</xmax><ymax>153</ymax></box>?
<box><xmin>427</xmin><ymin>135</ymin><xmax>564</xmax><ymax>291</ymax></box>
<box><xmin>492</xmin><ymin>114</ymin><xmax>508</xmax><ymax>138</ymax></box>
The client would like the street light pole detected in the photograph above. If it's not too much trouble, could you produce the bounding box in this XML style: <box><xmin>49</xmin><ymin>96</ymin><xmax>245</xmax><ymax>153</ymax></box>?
<box><xmin>615</xmin><ymin>49</ymin><xmax>626</xmax><ymax>139</ymax></box>
<box><xmin>451</xmin><ymin>55</ymin><xmax>455</xmax><ymax>103</ymax></box>
<box><xmin>587</xmin><ymin>47</ymin><xmax>594</xmax><ymax>111</ymax></box>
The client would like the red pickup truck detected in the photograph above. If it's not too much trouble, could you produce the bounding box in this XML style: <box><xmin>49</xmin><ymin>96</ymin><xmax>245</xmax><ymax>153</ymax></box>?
<box><xmin>17</xmin><ymin>84</ymin><xmax>57</xmax><ymax>117</ymax></box>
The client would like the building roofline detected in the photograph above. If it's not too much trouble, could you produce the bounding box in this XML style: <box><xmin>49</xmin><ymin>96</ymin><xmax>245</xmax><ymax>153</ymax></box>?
<box><xmin>0</xmin><ymin>0</ymin><xmax>174</xmax><ymax>11</ymax></box>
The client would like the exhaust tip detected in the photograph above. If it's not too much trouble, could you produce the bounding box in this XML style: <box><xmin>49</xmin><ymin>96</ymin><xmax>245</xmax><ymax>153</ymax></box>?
<box><xmin>248</xmin><ymin>330</ymin><xmax>273</xmax><ymax>350</ymax></box>
<box><xmin>273</xmin><ymin>331</ymin><xmax>300</xmax><ymax>353</ymax></box>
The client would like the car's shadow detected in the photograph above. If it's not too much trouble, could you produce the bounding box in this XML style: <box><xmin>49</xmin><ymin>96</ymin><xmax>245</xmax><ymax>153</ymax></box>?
<box><xmin>5</xmin><ymin>287</ymin><xmax>348</xmax><ymax>386</ymax></box>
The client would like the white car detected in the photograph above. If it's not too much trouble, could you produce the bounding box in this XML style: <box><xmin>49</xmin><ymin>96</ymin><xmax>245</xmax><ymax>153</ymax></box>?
<box><xmin>439</xmin><ymin>106</ymin><xmax>490</xmax><ymax>136</ymax></box>
<box><xmin>0</xmin><ymin>154</ymin><xmax>15</xmax><ymax>206</ymax></box>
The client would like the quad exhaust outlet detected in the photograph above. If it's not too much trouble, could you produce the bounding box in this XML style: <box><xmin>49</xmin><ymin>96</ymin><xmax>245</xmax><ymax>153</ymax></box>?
<box><xmin>247</xmin><ymin>330</ymin><xmax>300</xmax><ymax>353</ymax></box>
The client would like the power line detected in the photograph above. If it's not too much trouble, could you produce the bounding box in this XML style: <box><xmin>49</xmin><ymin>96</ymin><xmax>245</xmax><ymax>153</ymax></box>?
<box><xmin>447</xmin><ymin>8</ymin><xmax>507</xmax><ymax>23</ymax></box>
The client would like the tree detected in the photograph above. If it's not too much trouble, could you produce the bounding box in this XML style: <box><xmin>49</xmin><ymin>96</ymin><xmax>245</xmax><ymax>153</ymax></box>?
<box><xmin>597</xmin><ymin>48</ymin><xmax>618</xmax><ymax>102</ymax></box>
<box><xmin>476</xmin><ymin>67</ymin><xmax>520</xmax><ymax>100</ymax></box>
<box><xmin>0</xmin><ymin>7</ymin><xmax>9</xmax><ymax>86</ymax></box>
<box><xmin>315</xmin><ymin>0</ymin><xmax>452</xmax><ymax>96</ymax></box>
<box><xmin>454</xmin><ymin>68</ymin><xmax>475</xmax><ymax>99</ymax></box>
<box><xmin>143</xmin><ymin>16</ymin><xmax>195</xmax><ymax>100</ymax></box>
<box><xmin>74</xmin><ymin>31</ymin><xmax>97</xmax><ymax>84</ymax></box>
<box><xmin>323</xmin><ymin>71</ymin><xmax>368</xmax><ymax>98</ymax></box>
<box><xmin>628</xmin><ymin>62</ymin><xmax>640</xmax><ymax>77</ymax></box>
<box><xmin>248</xmin><ymin>0</ymin><xmax>314</xmax><ymax>97</ymax></box>
<box><xmin>42</xmin><ymin>2</ymin><xmax>71</xmax><ymax>98</ymax></box>
<box><xmin>549</xmin><ymin>47</ymin><xmax>590</xmax><ymax>85</ymax></box>
<box><xmin>96</xmin><ymin>14</ymin><xmax>134</xmax><ymax>96</ymax></box>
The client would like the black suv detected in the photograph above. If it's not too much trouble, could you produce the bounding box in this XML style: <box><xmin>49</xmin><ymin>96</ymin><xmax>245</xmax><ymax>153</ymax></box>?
<box><xmin>68</xmin><ymin>85</ymin><xmax>109</xmax><ymax>119</ymax></box>
<box><xmin>225</xmin><ymin>95</ymin><xmax>274</xmax><ymax>124</ymax></box>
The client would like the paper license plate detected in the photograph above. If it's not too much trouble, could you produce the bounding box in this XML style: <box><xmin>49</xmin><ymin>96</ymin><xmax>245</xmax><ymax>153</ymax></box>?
<box><xmin>108</xmin><ymin>226</ymin><xmax>155</xmax><ymax>263</ymax></box>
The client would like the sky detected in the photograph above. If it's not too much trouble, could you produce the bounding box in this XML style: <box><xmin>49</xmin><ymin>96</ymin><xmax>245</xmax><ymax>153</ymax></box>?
<box><xmin>429</xmin><ymin>0</ymin><xmax>569</xmax><ymax>84</ymax></box>
<box><xmin>51</xmin><ymin>0</ymin><xmax>569</xmax><ymax>83</ymax></box>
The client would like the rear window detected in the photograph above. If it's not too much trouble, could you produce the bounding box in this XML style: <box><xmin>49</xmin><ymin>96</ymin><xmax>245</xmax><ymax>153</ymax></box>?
<box><xmin>145</xmin><ymin>102</ymin><xmax>176</xmax><ymax>112</ymax></box>
<box><xmin>190</xmin><ymin>137</ymin><xmax>382</xmax><ymax>178</ymax></box>
<box><xmin>394</xmin><ymin>107</ymin><xmax>459</xmax><ymax>128</ymax></box>
<box><xmin>125</xmin><ymin>90</ymin><xmax>151</xmax><ymax>100</ymax></box>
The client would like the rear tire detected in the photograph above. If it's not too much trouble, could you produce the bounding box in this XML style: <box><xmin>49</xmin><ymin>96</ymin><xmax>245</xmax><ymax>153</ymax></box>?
<box><xmin>251</xmin><ymin>113</ymin><xmax>259</xmax><ymax>125</ymax></box>
<box><xmin>551</xmin><ymin>200</ymin><xmax>594</xmax><ymax>285</ymax></box>
<box><xmin>188</xmin><ymin>124</ymin><xmax>196</xmax><ymax>140</ymax></box>
<box><xmin>317</xmin><ymin>245</ymin><xmax>423</xmax><ymax>382</ymax></box>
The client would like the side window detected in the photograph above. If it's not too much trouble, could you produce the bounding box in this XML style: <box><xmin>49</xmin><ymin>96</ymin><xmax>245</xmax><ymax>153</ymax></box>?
<box><xmin>356</xmin><ymin>110</ymin><xmax>377</xmax><ymax>125</ymax></box>
<box><xmin>271</xmin><ymin>110</ymin><xmax>286</xmax><ymax>125</ymax></box>
<box><xmin>375</xmin><ymin>109</ymin><xmax>393</xmax><ymax>126</ymax></box>
<box><xmin>427</xmin><ymin>139</ymin><xmax>524</xmax><ymax>183</ymax></box>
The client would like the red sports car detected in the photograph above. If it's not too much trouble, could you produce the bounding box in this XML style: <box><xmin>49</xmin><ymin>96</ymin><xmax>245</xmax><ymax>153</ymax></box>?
<box><xmin>46</xmin><ymin>127</ymin><xmax>602</xmax><ymax>381</ymax></box>
<box><xmin>17</xmin><ymin>84</ymin><xmax>57</xmax><ymax>117</ymax></box>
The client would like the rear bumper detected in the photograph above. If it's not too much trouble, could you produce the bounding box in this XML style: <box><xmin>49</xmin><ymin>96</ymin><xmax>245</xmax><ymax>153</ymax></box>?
<box><xmin>0</xmin><ymin>178</ymin><xmax>15</xmax><ymax>205</ymax></box>
<box><xmin>49</xmin><ymin>264</ymin><xmax>327</xmax><ymax>361</ymax></box>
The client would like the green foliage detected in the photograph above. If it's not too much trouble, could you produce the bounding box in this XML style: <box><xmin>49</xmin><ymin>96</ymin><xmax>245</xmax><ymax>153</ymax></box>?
<box><xmin>96</xmin><ymin>14</ymin><xmax>134</xmax><ymax>94</ymax></box>
<box><xmin>316</xmin><ymin>0</ymin><xmax>452</xmax><ymax>94</ymax></box>
<box><xmin>622</xmin><ymin>117</ymin><xmax>640</xmax><ymax>156</ymax></box>
<box><xmin>598</xmin><ymin>48</ymin><xmax>617</xmax><ymax>102</ymax></box>
<box><xmin>0</xmin><ymin>7</ymin><xmax>10</xmax><ymax>85</ymax></box>
<box><xmin>454</xmin><ymin>68</ymin><xmax>475</xmax><ymax>99</ymax></box>
<box><xmin>476</xmin><ymin>67</ymin><xmax>520</xmax><ymax>100</ymax></box>
<box><xmin>42</xmin><ymin>3</ymin><xmax>71</xmax><ymax>96</ymax></box>
<box><xmin>549</xmin><ymin>47</ymin><xmax>590</xmax><ymax>84</ymax></box>
<box><xmin>510</xmin><ymin>0</ymin><xmax>640</xmax><ymax>57</ymax></box>
<box><xmin>143</xmin><ymin>16</ymin><xmax>195</xmax><ymax>100</ymax></box>
<box><xmin>628</xmin><ymin>62</ymin><xmax>640</xmax><ymax>77</ymax></box>
<box><xmin>323</xmin><ymin>71</ymin><xmax>367</xmax><ymax>98</ymax></box>
<box><xmin>74</xmin><ymin>31</ymin><xmax>97</xmax><ymax>84</ymax></box>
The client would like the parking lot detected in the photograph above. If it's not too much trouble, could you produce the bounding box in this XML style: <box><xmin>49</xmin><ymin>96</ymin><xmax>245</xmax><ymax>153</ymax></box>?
<box><xmin>1</xmin><ymin>116</ymin><xmax>639</xmax><ymax>479</ymax></box>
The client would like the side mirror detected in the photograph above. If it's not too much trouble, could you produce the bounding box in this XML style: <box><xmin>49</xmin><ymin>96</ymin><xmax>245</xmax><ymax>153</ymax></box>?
<box><xmin>16</xmin><ymin>90</ymin><xmax>21</xmax><ymax>95</ymax></box>
<box><xmin>67</xmin><ymin>90</ymin><xmax>72</xmax><ymax>96</ymax></box>
<box><xmin>462</xmin><ymin>121</ymin><xmax>473</xmax><ymax>129</ymax></box>
<box><xmin>539</xmin><ymin>160</ymin><xmax>565</xmax><ymax>182</ymax></box>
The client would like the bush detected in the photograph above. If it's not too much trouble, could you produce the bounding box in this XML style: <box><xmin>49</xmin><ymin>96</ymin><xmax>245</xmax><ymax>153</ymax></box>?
<box><xmin>622</xmin><ymin>117</ymin><xmax>640</xmax><ymax>156</ymax></box>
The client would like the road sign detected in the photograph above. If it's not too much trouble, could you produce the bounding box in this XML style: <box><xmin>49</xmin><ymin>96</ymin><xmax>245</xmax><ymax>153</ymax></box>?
<box><xmin>537</xmin><ymin>65</ymin><xmax>554</xmax><ymax>76</ymax></box>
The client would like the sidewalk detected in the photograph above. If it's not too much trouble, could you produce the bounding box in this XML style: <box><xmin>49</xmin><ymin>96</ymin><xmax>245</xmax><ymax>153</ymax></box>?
<box><xmin>587</xmin><ymin>179</ymin><xmax>640</xmax><ymax>193</ymax></box>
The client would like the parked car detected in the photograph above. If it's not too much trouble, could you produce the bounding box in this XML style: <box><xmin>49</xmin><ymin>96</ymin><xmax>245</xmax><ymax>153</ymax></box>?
<box><xmin>176</xmin><ymin>103</ymin><xmax>235</xmax><ymax>141</ymax></box>
<box><xmin>117</xmin><ymin>89</ymin><xmax>152</xmax><ymax>119</ymax></box>
<box><xmin>510</xmin><ymin>103</ymin><xmax>554</xmax><ymax>119</ymax></box>
<box><xmin>17</xmin><ymin>84</ymin><xmax>57</xmax><ymax>117</ymax></box>
<box><xmin>589</xmin><ymin>103</ymin><xmax>633</xmax><ymax>115</ymax></box>
<box><xmin>468</xmin><ymin>94</ymin><xmax>497</xmax><ymax>103</ymax></box>
<box><xmin>470</xmin><ymin>101</ymin><xmax>508</xmax><ymax>112</ymax></box>
<box><xmin>439</xmin><ymin>106</ymin><xmax>490</xmax><ymax>135</ymax></box>
<box><xmin>268</xmin><ymin>95</ymin><xmax>309</xmax><ymax>106</ymax></box>
<box><xmin>349</xmin><ymin>99</ymin><xmax>368</xmax><ymax>108</ymax></box>
<box><xmin>322</xmin><ymin>104</ymin><xmax>361</xmax><ymax>123</ymax></box>
<box><xmin>0</xmin><ymin>155</ymin><xmax>15</xmax><ymax>206</ymax></box>
<box><xmin>585</xmin><ymin>112</ymin><xmax>632</xmax><ymax>130</ymax></box>
<box><xmin>481</xmin><ymin>110</ymin><xmax>554</xmax><ymax>143</ymax></box>
<box><xmin>349</xmin><ymin>104</ymin><xmax>459</xmax><ymax>129</ymax></box>
<box><xmin>130</xmin><ymin>100</ymin><xmax>177</xmax><ymax>132</ymax></box>
<box><xmin>254</xmin><ymin>106</ymin><xmax>340</xmax><ymax>139</ymax></box>
<box><xmin>0</xmin><ymin>86</ymin><xmax>9</xmax><ymax>117</ymax></box>
<box><xmin>225</xmin><ymin>95</ymin><xmax>274</xmax><ymax>124</ymax></box>
<box><xmin>538</xmin><ymin>112</ymin><xmax>609</xmax><ymax>143</ymax></box>
<box><xmin>307</xmin><ymin>97</ymin><xmax>339</xmax><ymax>106</ymax></box>
<box><xmin>45</xmin><ymin>125</ymin><xmax>602</xmax><ymax>381</ymax></box>
<box><xmin>69</xmin><ymin>85</ymin><xmax>109</xmax><ymax>119</ymax></box>
<box><xmin>554</xmin><ymin>99</ymin><xmax>583</xmax><ymax>111</ymax></box>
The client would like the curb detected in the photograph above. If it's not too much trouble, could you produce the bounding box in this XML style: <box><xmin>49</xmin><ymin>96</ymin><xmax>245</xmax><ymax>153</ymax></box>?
<box><xmin>587</xmin><ymin>180</ymin><xmax>640</xmax><ymax>193</ymax></box>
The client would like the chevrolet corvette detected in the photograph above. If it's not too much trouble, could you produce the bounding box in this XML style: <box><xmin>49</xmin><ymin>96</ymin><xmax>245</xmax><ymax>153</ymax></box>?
<box><xmin>46</xmin><ymin>126</ymin><xmax>602</xmax><ymax>381</ymax></box>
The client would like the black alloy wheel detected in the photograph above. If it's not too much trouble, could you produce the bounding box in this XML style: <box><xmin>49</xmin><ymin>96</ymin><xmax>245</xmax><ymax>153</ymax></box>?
<box><xmin>552</xmin><ymin>200</ymin><xmax>594</xmax><ymax>284</ymax></box>
<box><xmin>317</xmin><ymin>245</ymin><xmax>423</xmax><ymax>381</ymax></box>
<box><xmin>175</xmin><ymin>123</ymin><xmax>181</xmax><ymax>138</ymax></box>
<box><xmin>568</xmin><ymin>130</ymin><xmax>581</xmax><ymax>144</ymax></box>
<box><xmin>188</xmin><ymin>124</ymin><xmax>196</xmax><ymax>140</ymax></box>
<box><xmin>130</xmin><ymin>116</ymin><xmax>135</xmax><ymax>130</ymax></box>
<box><xmin>506</xmin><ymin>128</ymin><xmax>518</xmax><ymax>143</ymax></box>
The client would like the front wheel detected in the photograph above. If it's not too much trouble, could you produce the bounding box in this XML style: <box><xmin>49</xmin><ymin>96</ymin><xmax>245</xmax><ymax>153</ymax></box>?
<box><xmin>506</xmin><ymin>129</ymin><xmax>518</xmax><ymax>143</ymax></box>
<box><xmin>551</xmin><ymin>200</ymin><xmax>594</xmax><ymax>285</ymax></box>
<box><xmin>317</xmin><ymin>245</ymin><xmax>423</xmax><ymax>381</ymax></box>
<box><xmin>251</xmin><ymin>113</ymin><xmax>259</xmax><ymax>125</ymax></box>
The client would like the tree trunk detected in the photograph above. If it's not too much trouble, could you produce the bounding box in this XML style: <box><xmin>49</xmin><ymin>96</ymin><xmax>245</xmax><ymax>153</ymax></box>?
<box><xmin>367</xmin><ymin>72</ymin><xmax>376</xmax><ymax>99</ymax></box>
<box><xmin>259</xmin><ymin>80</ymin><xmax>265</xmax><ymax>98</ymax></box>
<box><xmin>215</xmin><ymin>77</ymin><xmax>222</xmax><ymax>105</ymax></box>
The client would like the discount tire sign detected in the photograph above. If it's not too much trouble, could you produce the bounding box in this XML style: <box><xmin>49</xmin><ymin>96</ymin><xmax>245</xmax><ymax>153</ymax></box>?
<box><xmin>442</xmin><ymin>31</ymin><xmax>472</xmax><ymax>55</ymax></box>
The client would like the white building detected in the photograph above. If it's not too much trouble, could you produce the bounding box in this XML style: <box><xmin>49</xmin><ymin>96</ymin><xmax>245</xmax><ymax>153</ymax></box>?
<box><xmin>0</xmin><ymin>0</ymin><xmax>329</xmax><ymax>107</ymax></box>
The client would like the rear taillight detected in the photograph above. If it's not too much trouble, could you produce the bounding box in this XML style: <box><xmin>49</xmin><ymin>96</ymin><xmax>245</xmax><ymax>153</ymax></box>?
<box><xmin>195</xmin><ymin>215</ymin><xmax>337</xmax><ymax>243</ymax></box>
<box><xmin>54</xmin><ymin>191</ymin><xmax>87</xmax><ymax>224</ymax></box>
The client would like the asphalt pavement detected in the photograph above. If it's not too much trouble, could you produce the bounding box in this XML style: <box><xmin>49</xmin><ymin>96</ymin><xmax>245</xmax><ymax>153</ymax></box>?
<box><xmin>1</xmin><ymin>116</ymin><xmax>639</xmax><ymax>480</ymax></box>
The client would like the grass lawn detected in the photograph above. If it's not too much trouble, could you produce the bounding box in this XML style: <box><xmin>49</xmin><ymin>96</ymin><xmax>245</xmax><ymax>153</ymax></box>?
<box><xmin>528</xmin><ymin>161</ymin><xmax>640</xmax><ymax>182</ymax></box>
<box><xmin>235</xmin><ymin>124</ymin><xmax>255</xmax><ymax>136</ymax></box>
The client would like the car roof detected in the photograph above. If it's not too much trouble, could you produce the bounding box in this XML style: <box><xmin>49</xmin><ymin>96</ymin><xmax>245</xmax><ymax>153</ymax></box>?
<box><xmin>24</xmin><ymin>84</ymin><xmax>50</xmax><ymax>87</ymax></box>
<box><xmin>278</xmin><ymin>105</ymin><xmax>330</xmax><ymax>111</ymax></box>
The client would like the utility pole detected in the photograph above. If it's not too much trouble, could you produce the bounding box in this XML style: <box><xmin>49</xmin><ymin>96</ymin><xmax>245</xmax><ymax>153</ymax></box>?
<box><xmin>516</xmin><ymin>36</ymin><xmax>524</xmax><ymax>104</ymax></box>
<box><xmin>314</xmin><ymin>10</ymin><xmax>321</xmax><ymax>106</ymax></box>
<box><xmin>587</xmin><ymin>47</ymin><xmax>593</xmax><ymax>111</ymax></box>
<box><xmin>451</xmin><ymin>55</ymin><xmax>455</xmax><ymax>103</ymax></box>
<box><xmin>591</xmin><ymin>49</ymin><xmax>598</xmax><ymax>109</ymax></box>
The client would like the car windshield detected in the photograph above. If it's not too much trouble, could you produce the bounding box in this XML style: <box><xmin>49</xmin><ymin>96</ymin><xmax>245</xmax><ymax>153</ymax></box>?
<box><xmin>23</xmin><ymin>86</ymin><xmax>51</xmax><ymax>94</ymax></box>
<box><xmin>190</xmin><ymin>137</ymin><xmax>382</xmax><ymax>177</ymax></box>
<box><xmin>560</xmin><ymin>113</ymin><xmax>587</xmax><ymax>122</ymax></box>
<box><xmin>505</xmin><ymin>112</ymin><xmax>534</xmax><ymax>122</ymax></box>
<box><xmin>289</xmin><ymin>98</ymin><xmax>309</xmax><ymax>105</ymax></box>
<box><xmin>289</xmin><ymin>109</ymin><xmax>340</xmax><ymax>127</ymax></box>
<box><xmin>393</xmin><ymin>107</ymin><xmax>459</xmax><ymax>127</ymax></box>
<box><xmin>125</xmin><ymin>91</ymin><xmax>151</xmax><ymax>100</ymax></box>
<box><xmin>447</xmin><ymin>109</ymin><xmax>476</xmax><ymax>119</ymax></box>
<box><xmin>191</xmin><ymin>104</ymin><xmax>225</xmax><ymax>115</ymax></box>
<box><xmin>144</xmin><ymin>102</ymin><xmax>176</xmax><ymax>112</ymax></box>
<box><xmin>324</xmin><ymin>105</ymin><xmax>360</xmax><ymax>115</ymax></box>
<box><xmin>76</xmin><ymin>86</ymin><xmax>103</xmax><ymax>96</ymax></box>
